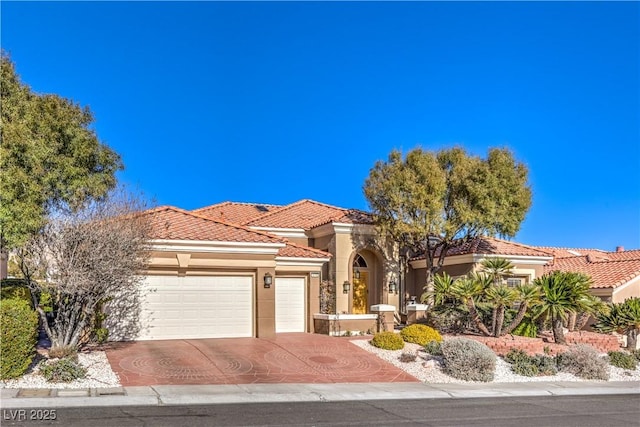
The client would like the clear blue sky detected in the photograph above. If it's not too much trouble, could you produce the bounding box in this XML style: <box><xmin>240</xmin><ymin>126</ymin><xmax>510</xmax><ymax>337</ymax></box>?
<box><xmin>2</xmin><ymin>2</ymin><xmax>639</xmax><ymax>251</ymax></box>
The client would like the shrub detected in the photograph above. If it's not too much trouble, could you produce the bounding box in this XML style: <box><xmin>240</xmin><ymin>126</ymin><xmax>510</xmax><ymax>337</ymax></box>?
<box><xmin>0</xmin><ymin>298</ymin><xmax>39</xmax><ymax>380</ymax></box>
<box><xmin>558</xmin><ymin>344</ymin><xmax>609</xmax><ymax>380</ymax></box>
<box><xmin>608</xmin><ymin>351</ymin><xmax>638</xmax><ymax>370</ymax></box>
<box><xmin>0</xmin><ymin>281</ymin><xmax>32</xmax><ymax>305</ymax></box>
<box><xmin>399</xmin><ymin>351</ymin><xmax>417</xmax><ymax>363</ymax></box>
<box><xmin>400</xmin><ymin>324</ymin><xmax>442</xmax><ymax>346</ymax></box>
<box><xmin>48</xmin><ymin>346</ymin><xmax>78</xmax><ymax>360</ymax></box>
<box><xmin>512</xmin><ymin>361</ymin><xmax>539</xmax><ymax>377</ymax></box>
<box><xmin>423</xmin><ymin>305</ymin><xmax>468</xmax><ymax>334</ymax></box>
<box><xmin>534</xmin><ymin>355</ymin><xmax>558</xmax><ymax>376</ymax></box>
<box><xmin>424</xmin><ymin>340</ymin><xmax>442</xmax><ymax>356</ymax></box>
<box><xmin>441</xmin><ymin>338</ymin><xmax>496</xmax><ymax>382</ymax></box>
<box><xmin>371</xmin><ymin>331</ymin><xmax>404</xmax><ymax>350</ymax></box>
<box><xmin>631</xmin><ymin>349</ymin><xmax>640</xmax><ymax>362</ymax></box>
<box><xmin>504</xmin><ymin>348</ymin><xmax>530</xmax><ymax>365</ymax></box>
<box><xmin>40</xmin><ymin>358</ymin><xmax>86</xmax><ymax>383</ymax></box>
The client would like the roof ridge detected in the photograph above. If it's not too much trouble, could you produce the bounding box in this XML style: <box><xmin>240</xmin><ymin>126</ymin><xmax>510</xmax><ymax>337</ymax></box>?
<box><xmin>239</xmin><ymin>199</ymin><xmax>332</xmax><ymax>226</ymax></box>
<box><xmin>147</xmin><ymin>206</ymin><xmax>286</xmax><ymax>243</ymax></box>
<box><xmin>534</xmin><ymin>245</ymin><xmax>607</xmax><ymax>253</ymax></box>
<box><xmin>191</xmin><ymin>201</ymin><xmax>232</xmax><ymax>212</ymax></box>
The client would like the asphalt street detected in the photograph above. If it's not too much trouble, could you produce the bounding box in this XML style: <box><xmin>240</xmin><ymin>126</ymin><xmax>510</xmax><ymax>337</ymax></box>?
<box><xmin>2</xmin><ymin>394</ymin><xmax>639</xmax><ymax>427</ymax></box>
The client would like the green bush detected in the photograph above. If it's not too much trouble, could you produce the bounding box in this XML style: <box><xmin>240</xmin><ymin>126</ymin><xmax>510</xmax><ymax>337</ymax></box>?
<box><xmin>423</xmin><ymin>305</ymin><xmax>468</xmax><ymax>334</ymax></box>
<box><xmin>400</xmin><ymin>324</ymin><xmax>442</xmax><ymax>346</ymax></box>
<box><xmin>534</xmin><ymin>355</ymin><xmax>558</xmax><ymax>376</ymax></box>
<box><xmin>511</xmin><ymin>316</ymin><xmax>538</xmax><ymax>338</ymax></box>
<box><xmin>504</xmin><ymin>348</ymin><xmax>530</xmax><ymax>365</ymax></box>
<box><xmin>40</xmin><ymin>357</ymin><xmax>86</xmax><ymax>383</ymax></box>
<box><xmin>370</xmin><ymin>331</ymin><xmax>404</xmax><ymax>350</ymax></box>
<box><xmin>0</xmin><ymin>298</ymin><xmax>39</xmax><ymax>380</ymax></box>
<box><xmin>424</xmin><ymin>340</ymin><xmax>443</xmax><ymax>356</ymax></box>
<box><xmin>512</xmin><ymin>361</ymin><xmax>539</xmax><ymax>377</ymax></box>
<box><xmin>608</xmin><ymin>351</ymin><xmax>638</xmax><ymax>370</ymax></box>
<box><xmin>631</xmin><ymin>349</ymin><xmax>640</xmax><ymax>362</ymax></box>
<box><xmin>0</xmin><ymin>280</ymin><xmax>32</xmax><ymax>305</ymax></box>
<box><xmin>558</xmin><ymin>344</ymin><xmax>609</xmax><ymax>380</ymax></box>
<box><xmin>441</xmin><ymin>338</ymin><xmax>496</xmax><ymax>382</ymax></box>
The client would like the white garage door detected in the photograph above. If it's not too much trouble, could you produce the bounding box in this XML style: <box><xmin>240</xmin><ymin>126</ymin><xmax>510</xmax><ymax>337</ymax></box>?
<box><xmin>139</xmin><ymin>275</ymin><xmax>253</xmax><ymax>340</ymax></box>
<box><xmin>275</xmin><ymin>277</ymin><xmax>306</xmax><ymax>333</ymax></box>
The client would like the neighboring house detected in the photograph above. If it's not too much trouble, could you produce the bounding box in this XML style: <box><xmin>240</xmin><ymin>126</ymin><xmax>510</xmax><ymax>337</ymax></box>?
<box><xmin>541</xmin><ymin>247</ymin><xmax>640</xmax><ymax>303</ymax></box>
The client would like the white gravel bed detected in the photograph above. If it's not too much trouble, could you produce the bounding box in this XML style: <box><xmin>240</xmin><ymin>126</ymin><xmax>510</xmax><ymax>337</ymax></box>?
<box><xmin>0</xmin><ymin>351</ymin><xmax>121</xmax><ymax>389</ymax></box>
<box><xmin>351</xmin><ymin>339</ymin><xmax>640</xmax><ymax>383</ymax></box>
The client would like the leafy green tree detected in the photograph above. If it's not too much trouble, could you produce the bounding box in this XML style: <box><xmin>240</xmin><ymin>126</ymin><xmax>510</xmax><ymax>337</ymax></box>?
<box><xmin>595</xmin><ymin>297</ymin><xmax>640</xmax><ymax>350</ymax></box>
<box><xmin>363</xmin><ymin>147</ymin><xmax>531</xmax><ymax>302</ymax></box>
<box><xmin>0</xmin><ymin>53</ymin><xmax>122</xmax><ymax>250</ymax></box>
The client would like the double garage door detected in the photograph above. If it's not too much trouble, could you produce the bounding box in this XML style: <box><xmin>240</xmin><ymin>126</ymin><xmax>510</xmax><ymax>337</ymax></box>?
<box><xmin>138</xmin><ymin>275</ymin><xmax>305</xmax><ymax>340</ymax></box>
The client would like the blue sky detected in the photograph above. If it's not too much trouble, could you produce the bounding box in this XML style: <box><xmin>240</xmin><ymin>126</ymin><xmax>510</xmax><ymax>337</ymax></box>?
<box><xmin>2</xmin><ymin>2</ymin><xmax>638</xmax><ymax>251</ymax></box>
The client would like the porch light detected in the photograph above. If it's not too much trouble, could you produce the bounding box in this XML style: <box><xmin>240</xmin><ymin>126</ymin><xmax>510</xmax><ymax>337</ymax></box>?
<box><xmin>343</xmin><ymin>281</ymin><xmax>351</xmax><ymax>294</ymax></box>
<box><xmin>354</xmin><ymin>268</ymin><xmax>361</xmax><ymax>280</ymax></box>
<box><xmin>263</xmin><ymin>272</ymin><xmax>273</xmax><ymax>288</ymax></box>
<box><xmin>389</xmin><ymin>280</ymin><xmax>397</xmax><ymax>294</ymax></box>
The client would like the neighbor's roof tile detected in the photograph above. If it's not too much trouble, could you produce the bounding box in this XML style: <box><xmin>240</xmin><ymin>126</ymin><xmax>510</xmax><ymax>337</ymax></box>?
<box><xmin>412</xmin><ymin>236</ymin><xmax>554</xmax><ymax>260</ymax></box>
<box><xmin>544</xmin><ymin>255</ymin><xmax>640</xmax><ymax>289</ymax></box>
<box><xmin>193</xmin><ymin>202</ymin><xmax>284</xmax><ymax>224</ymax></box>
<box><xmin>143</xmin><ymin>206</ymin><xmax>283</xmax><ymax>244</ymax></box>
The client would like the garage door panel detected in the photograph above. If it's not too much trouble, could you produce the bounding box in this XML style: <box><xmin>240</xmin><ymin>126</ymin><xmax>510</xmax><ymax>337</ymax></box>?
<box><xmin>139</xmin><ymin>275</ymin><xmax>253</xmax><ymax>340</ymax></box>
<box><xmin>275</xmin><ymin>277</ymin><xmax>305</xmax><ymax>333</ymax></box>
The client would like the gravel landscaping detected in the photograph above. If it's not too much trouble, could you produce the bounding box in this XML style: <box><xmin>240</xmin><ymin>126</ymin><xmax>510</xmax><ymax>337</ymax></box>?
<box><xmin>351</xmin><ymin>339</ymin><xmax>640</xmax><ymax>383</ymax></box>
<box><xmin>0</xmin><ymin>351</ymin><xmax>120</xmax><ymax>389</ymax></box>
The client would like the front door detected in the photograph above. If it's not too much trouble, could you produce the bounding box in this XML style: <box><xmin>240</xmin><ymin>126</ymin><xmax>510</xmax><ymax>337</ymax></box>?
<box><xmin>352</xmin><ymin>271</ymin><xmax>368</xmax><ymax>314</ymax></box>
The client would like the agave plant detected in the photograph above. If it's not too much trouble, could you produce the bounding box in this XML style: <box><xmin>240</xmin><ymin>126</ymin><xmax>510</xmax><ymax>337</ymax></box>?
<box><xmin>595</xmin><ymin>297</ymin><xmax>640</xmax><ymax>350</ymax></box>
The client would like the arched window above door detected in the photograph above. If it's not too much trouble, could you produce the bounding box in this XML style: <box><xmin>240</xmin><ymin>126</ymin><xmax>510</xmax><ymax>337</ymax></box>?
<box><xmin>353</xmin><ymin>254</ymin><xmax>367</xmax><ymax>268</ymax></box>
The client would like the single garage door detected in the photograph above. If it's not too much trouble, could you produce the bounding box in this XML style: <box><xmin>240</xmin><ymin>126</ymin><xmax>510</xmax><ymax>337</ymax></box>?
<box><xmin>275</xmin><ymin>277</ymin><xmax>306</xmax><ymax>333</ymax></box>
<box><xmin>139</xmin><ymin>275</ymin><xmax>253</xmax><ymax>340</ymax></box>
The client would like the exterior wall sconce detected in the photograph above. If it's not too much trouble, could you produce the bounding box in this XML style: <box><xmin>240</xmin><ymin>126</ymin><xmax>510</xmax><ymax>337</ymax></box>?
<box><xmin>343</xmin><ymin>281</ymin><xmax>351</xmax><ymax>294</ymax></box>
<box><xmin>354</xmin><ymin>268</ymin><xmax>361</xmax><ymax>280</ymax></box>
<box><xmin>389</xmin><ymin>280</ymin><xmax>398</xmax><ymax>294</ymax></box>
<box><xmin>263</xmin><ymin>272</ymin><xmax>273</xmax><ymax>288</ymax></box>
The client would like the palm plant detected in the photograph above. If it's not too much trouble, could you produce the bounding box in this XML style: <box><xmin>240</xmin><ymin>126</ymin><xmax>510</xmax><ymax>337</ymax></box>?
<box><xmin>452</xmin><ymin>276</ymin><xmax>491</xmax><ymax>336</ymax></box>
<box><xmin>500</xmin><ymin>284</ymin><xmax>541</xmax><ymax>335</ymax></box>
<box><xmin>533</xmin><ymin>271</ymin><xmax>580</xmax><ymax>345</ymax></box>
<box><xmin>426</xmin><ymin>272</ymin><xmax>456</xmax><ymax>306</ymax></box>
<box><xmin>480</xmin><ymin>257</ymin><xmax>515</xmax><ymax>285</ymax></box>
<box><xmin>595</xmin><ymin>297</ymin><xmax>640</xmax><ymax>350</ymax></box>
<box><xmin>485</xmin><ymin>284</ymin><xmax>516</xmax><ymax>337</ymax></box>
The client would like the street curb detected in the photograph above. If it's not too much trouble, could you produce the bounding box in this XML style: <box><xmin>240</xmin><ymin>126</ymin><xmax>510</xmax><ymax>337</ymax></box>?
<box><xmin>1</xmin><ymin>381</ymin><xmax>639</xmax><ymax>409</ymax></box>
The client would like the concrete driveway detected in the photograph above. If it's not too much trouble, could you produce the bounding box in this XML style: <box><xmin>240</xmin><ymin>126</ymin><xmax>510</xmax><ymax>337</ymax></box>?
<box><xmin>105</xmin><ymin>334</ymin><xmax>418</xmax><ymax>386</ymax></box>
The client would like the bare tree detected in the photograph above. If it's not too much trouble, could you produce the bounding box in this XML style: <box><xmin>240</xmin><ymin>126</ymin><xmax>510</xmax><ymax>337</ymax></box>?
<box><xmin>17</xmin><ymin>190</ymin><xmax>151</xmax><ymax>354</ymax></box>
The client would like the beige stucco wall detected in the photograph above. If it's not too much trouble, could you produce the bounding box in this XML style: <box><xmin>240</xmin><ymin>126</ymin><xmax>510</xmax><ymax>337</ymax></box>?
<box><xmin>611</xmin><ymin>277</ymin><xmax>640</xmax><ymax>303</ymax></box>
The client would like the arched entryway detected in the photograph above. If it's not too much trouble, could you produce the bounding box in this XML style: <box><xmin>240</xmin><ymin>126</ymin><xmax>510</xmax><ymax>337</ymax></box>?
<box><xmin>350</xmin><ymin>249</ymin><xmax>384</xmax><ymax>314</ymax></box>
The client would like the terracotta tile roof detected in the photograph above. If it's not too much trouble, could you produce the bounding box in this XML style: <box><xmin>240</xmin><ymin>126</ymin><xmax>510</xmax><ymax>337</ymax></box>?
<box><xmin>143</xmin><ymin>206</ymin><xmax>284</xmax><ymax>244</ymax></box>
<box><xmin>278</xmin><ymin>242</ymin><xmax>332</xmax><ymax>259</ymax></box>
<box><xmin>544</xmin><ymin>255</ymin><xmax>640</xmax><ymax>289</ymax></box>
<box><xmin>412</xmin><ymin>236</ymin><xmax>554</xmax><ymax>260</ymax></box>
<box><xmin>193</xmin><ymin>202</ymin><xmax>283</xmax><ymax>224</ymax></box>
<box><xmin>243</xmin><ymin>199</ymin><xmax>371</xmax><ymax>229</ymax></box>
<box><xmin>534</xmin><ymin>247</ymin><xmax>609</xmax><ymax>259</ymax></box>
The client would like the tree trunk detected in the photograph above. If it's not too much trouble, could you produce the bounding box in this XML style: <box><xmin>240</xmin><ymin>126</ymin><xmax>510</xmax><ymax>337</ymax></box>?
<box><xmin>467</xmin><ymin>300</ymin><xmax>491</xmax><ymax>336</ymax></box>
<box><xmin>494</xmin><ymin>306</ymin><xmax>505</xmax><ymax>338</ymax></box>
<box><xmin>567</xmin><ymin>312</ymin><xmax>577</xmax><ymax>332</ymax></box>
<box><xmin>627</xmin><ymin>329</ymin><xmax>638</xmax><ymax>351</ymax></box>
<box><xmin>574</xmin><ymin>312</ymin><xmax>591</xmax><ymax>331</ymax></box>
<box><xmin>552</xmin><ymin>316</ymin><xmax>567</xmax><ymax>345</ymax></box>
<box><xmin>491</xmin><ymin>306</ymin><xmax>498</xmax><ymax>336</ymax></box>
<box><xmin>500</xmin><ymin>303</ymin><xmax>528</xmax><ymax>336</ymax></box>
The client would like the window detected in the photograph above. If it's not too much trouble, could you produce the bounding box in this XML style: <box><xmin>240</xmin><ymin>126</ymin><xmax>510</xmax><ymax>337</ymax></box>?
<box><xmin>506</xmin><ymin>277</ymin><xmax>524</xmax><ymax>287</ymax></box>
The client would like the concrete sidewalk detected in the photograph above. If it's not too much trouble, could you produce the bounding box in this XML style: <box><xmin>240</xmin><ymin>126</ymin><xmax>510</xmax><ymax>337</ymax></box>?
<box><xmin>2</xmin><ymin>381</ymin><xmax>639</xmax><ymax>409</ymax></box>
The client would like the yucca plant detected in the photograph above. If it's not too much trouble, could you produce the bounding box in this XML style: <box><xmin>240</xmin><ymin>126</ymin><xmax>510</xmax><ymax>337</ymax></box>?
<box><xmin>500</xmin><ymin>284</ymin><xmax>541</xmax><ymax>336</ymax></box>
<box><xmin>452</xmin><ymin>276</ymin><xmax>491</xmax><ymax>336</ymax></box>
<box><xmin>480</xmin><ymin>257</ymin><xmax>515</xmax><ymax>286</ymax></box>
<box><xmin>533</xmin><ymin>271</ymin><xmax>578</xmax><ymax>345</ymax></box>
<box><xmin>595</xmin><ymin>297</ymin><xmax>640</xmax><ymax>350</ymax></box>
<box><xmin>485</xmin><ymin>285</ymin><xmax>516</xmax><ymax>337</ymax></box>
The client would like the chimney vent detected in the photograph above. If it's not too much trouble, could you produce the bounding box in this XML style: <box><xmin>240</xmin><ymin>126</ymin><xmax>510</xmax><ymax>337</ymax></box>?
<box><xmin>616</xmin><ymin>246</ymin><xmax>624</xmax><ymax>252</ymax></box>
